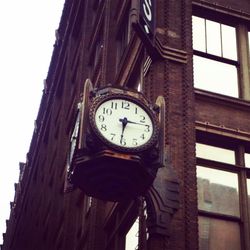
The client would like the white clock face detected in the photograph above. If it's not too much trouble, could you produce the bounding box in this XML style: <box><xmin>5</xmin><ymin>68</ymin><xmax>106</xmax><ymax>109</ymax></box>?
<box><xmin>94</xmin><ymin>98</ymin><xmax>154</xmax><ymax>149</ymax></box>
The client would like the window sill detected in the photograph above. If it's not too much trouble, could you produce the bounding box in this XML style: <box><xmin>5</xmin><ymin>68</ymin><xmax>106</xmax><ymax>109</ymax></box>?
<box><xmin>195</xmin><ymin>88</ymin><xmax>250</xmax><ymax>111</ymax></box>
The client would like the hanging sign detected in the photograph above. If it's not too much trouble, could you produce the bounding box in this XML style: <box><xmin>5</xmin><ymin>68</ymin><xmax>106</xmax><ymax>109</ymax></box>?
<box><xmin>140</xmin><ymin>0</ymin><xmax>155</xmax><ymax>36</ymax></box>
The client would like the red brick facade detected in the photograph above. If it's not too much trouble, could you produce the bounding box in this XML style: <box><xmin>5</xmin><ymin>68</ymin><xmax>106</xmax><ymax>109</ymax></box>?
<box><xmin>2</xmin><ymin>1</ymin><xmax>250</xmax><ymax>250</ymax></box>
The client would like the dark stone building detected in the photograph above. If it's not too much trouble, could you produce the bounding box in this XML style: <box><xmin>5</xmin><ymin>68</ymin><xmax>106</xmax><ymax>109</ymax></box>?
<box><xmin>2</xmin><ymin>0</ymin><xmax>250</xmax><ymax>249</ymax></box>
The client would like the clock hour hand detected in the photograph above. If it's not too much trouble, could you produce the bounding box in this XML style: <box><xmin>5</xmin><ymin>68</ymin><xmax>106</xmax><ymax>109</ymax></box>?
<box><xmin>119</xmin><ymin>117</ymin><xmax>128</xmax><ymax>128</ymax></box>
<box><xmin>119</xmin><ymin>117</ymin><xmax>128</xmax><ymax>143</ymax></box>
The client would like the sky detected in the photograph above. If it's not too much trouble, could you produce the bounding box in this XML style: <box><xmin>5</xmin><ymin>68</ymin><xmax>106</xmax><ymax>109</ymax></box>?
<box><xmin>0</xmin><ymin>0</ymin><xmax>65</xmax><ymax>244</ymax></box>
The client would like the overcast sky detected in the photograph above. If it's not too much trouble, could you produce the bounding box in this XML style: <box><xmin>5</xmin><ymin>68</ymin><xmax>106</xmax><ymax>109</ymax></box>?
<box><xmin>0</xmin><ymin>1</ymin><xmax>65</xmax><ymax>244</ymax></box>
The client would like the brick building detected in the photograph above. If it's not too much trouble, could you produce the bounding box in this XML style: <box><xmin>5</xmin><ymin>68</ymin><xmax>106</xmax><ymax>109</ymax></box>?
<box><xmin>2</xmin><ymin>0</ymin><xmax>250</xmax><ymax>249</ymax></box>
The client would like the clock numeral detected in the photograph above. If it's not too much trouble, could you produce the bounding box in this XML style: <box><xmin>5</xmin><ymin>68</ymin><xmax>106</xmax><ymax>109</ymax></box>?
<box><xmin>103</xmin><ymin>107</ymin><xmax>112</xmax><ymax>115</ymax></box>
<box><xmin>101</xmin><ymin>124</ymin><xmax>107</xmax><ymax>131</ymax></box>
<box><xmin>120</xmin><ymin>138</ymin><xmax>126</xmax><ymax>146</ymax></box>
<box><xmin>135</xmin><ymin>107</ymin><xmax>138</xmax><ymax>114</ymax></box>
<box><xmin>111</xmin><ymin>102</ymin><xmax>118</xmax><ymax>109</ymax></box>
<box><xmin>98</xmin><ymin>115</ymin><xmax>105</xmax><ymax>122</ymax></box>
<box><xmin>144</xmin><ymin>125</ymin><xmax>150</xmax><ymax>132</ymax></box>
<box><xmin>132</xmin><ymin>139</ymin><xmax>138</xmax><ymax>146</ymax></box>
<box><xmin>121</xmin><ymin>101</ymin><xmax>130</xmax><ymax>110</ymax></box>
<box><xmin>110</xmin><ymin>133</ymin><xmax>116</xmax><ymax>140</ymax></box>
<box><xmin>140</xmin><ymin>134</ymin><xmax>145</xmax><ymax>140</ymax></box>
<box><xmin>140</xmin><ymin>115</ymin><xmax>146</xmax><ymax>123</ymax></box>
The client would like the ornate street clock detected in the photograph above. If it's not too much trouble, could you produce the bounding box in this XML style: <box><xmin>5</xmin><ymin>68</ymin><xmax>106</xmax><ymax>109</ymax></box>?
<box><xmin>89</xmin><ymin>93</ymin><xmax>159</xmax><ymax>153</ymax></box>
<box><xmin>69</xmin><ymin>80</ymin><xmax>161</xmax><ymax>201</ymax></box>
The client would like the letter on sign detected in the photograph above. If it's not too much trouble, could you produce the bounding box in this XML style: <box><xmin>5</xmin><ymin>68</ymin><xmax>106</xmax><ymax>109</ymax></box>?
<box><xmin>140</xmin><ymin>0</ymin><xmax>155</xmax><ymax>35</ymax></box>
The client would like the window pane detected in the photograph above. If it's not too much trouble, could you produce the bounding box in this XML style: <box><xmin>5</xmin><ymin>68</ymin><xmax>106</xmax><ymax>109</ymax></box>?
<box><xmin>197</xmin><ymin>166</ymin><xmax>240</xmax><ymax>216</ymax></box>
<box><xmin>206</xmin><ymin>20</ymin><xmax>221</xmax><ymax>56</ymax></box>
<box><xmin>221</xmin><ymin>24</ymin><xmax>237</xmax><ymax>60</ymax></box>
<box><xmin>247</xmin><ymin>179</ymin><xmax>250</xmax><ymax>223</ymax></box>
<box><xmin>125</xmin><ymin>218</ymin><xmax>139</xmax><ymax>250</ymax></box>
<box><xmin>194</xmin><ymin>56</ymin><xmax>238</xmax><ymax>97</ymax></box>
<box><xmin>245</xmin><ymin>153</ymin><xmax>250</xmax><ymax>168</ymax></box>
<box><xmin>248</xmin><ymin>32</ymin><xmax>250</xmax><ymax>52</ymax></box>
<box><xmin>193</xmin><ymin>16</ymin><xmax>206</xmax><ymax>52</ymax></box>
<box><xmin>196</xmin><ymin>143</ymin><xmax>235</xmax><ymax>164</ymax></box>
<box><xmin>199</xmin><ymin>216</ymin><xmax>241</xmax><ymax>250</ymax></box>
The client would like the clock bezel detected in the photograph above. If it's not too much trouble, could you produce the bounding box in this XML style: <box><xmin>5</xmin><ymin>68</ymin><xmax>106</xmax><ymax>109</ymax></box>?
<box><xmin>89</xmin><ymin>92</ymin><xmax>159</xmax><ymax>153</ymax></box>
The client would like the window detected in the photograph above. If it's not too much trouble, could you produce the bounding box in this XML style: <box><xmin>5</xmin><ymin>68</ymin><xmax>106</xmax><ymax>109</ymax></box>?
<box><xmin>124</xmin><ymin>52</ymin><xmax>152</xmax><ymax>93</ymax></box>
<box><xmin>125</xmin><ymin>200</ymin><xmax>148</xmax><ymax>250</ymax></box>
<box><xmin>86</xmin><ymin>196</ymin><xmax>92</xmax><ymax>213</ymax></box>
<box><xmin>105</xmin><ymin>199</ymin><xmax>148</xmax><ymax>250</ymax></box>
<box><xmin>193</xmin><ymin>56</ymin><xmax>238</xmax><ymax>97</ymax></box>
<box><xmin>125</xmin><ymin>217</ymin><xmax>139</xmax><ymax>250</ymax></box>
<box><xmin>198</xmin><ymin>216</ymin><xmax>241</xmax><ymax>250</ymax></box>
<box><xmin>196</xmin><ymin>141</ymin><xmax>250</xmax><ymax>249</ymax></box>
<box><xmin>117</xmin><ymin>17</ymin><xmax>130</xmax><ymax>59</ymax></box>
<box><xmin>125</xmin><ymin>53</ymin><xmax>145</xmax><ymax>92</ymax></box>
<box><xmin>245</xmin><ymin>153</ymin><xmax>250</xmax><ymax>217</ymax></box>
<box><xmin>193</xmin><ymin>18</ymin><xmax>237</xmax><ymax>59</ymax></box>
<box><xmin>248</xmin><ymin>32</ymin><xmax>250</xmax><ymax>51</ymax></box>
<box><xmin>88</xmin><ymin>25</ymin><xmax>104</xmax><ymax>85</ymax></box>
<box><xmin>247</xmin><ymin>178</ymin><xmax>250</xmax><ymax>214</ymax></box>
<box><xmin>193</xmin><ymin>16</ymin><xmax>239</xmax><ymax>97</ymax></box>
<box><xmin>66</xmin><ymin>108</ymin><xmax>80</xmax><ymax>177</ymax></box>
<box><xmin>117</xmin><ymin>6</ymin><xmax>131</xmax><ymax>66</ymax></box>
<box><xmin>245</xmin><ymin>153</ymin><xmax>250</xmax><ymax>167</ymax></box>
<box><xmin>117</xmin><ymin>9</ymin><xmax>130</xmax><ymax>60</ymax></box>
<box><xmin>196</xmin><ymin>143</ymin><xmax>235</xmax><ymax>164</ymax></box>
<box><xmin>126</xmin><ymin>67</ymin><xmax>142</xmax><ymax>91</ymax></box>
<box><xmin>93</xmin><ymin>35</ymin><xmax>103</xmax><ymax>69</ymax></box>
<box><xmin>197</xmin><ymin>166</ymin><xmax>239</xmax><ymax>216</ymax></box>
<box><xmin>115</xmin><ymin>1</ymin><xmax>153</xmax><ymax>94</ymax></box>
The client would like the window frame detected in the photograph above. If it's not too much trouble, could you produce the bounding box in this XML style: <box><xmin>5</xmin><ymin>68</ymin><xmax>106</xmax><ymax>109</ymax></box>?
<box><xmin>115</xmin><ymin>1</ymin><xmax>132</xmax><ymax>72</ymax></box>
<box><xmin>192</xmin><ymin>12</ymin><xmax>250</xmax><ymax>100</ymax></box>
<box><xmin>88</xmin><ymin>21</ymin><xmax>104</xmax><ymax>86</ymax></box>
<box><xmin>196</xmin><ymin>132</ymin><xmax>250</xmax><ymax>249</ymax></box>
<box><xmin>104</xmin><ymin>198</ymin><xmax>148</xmax><ymax>250</ymax></box>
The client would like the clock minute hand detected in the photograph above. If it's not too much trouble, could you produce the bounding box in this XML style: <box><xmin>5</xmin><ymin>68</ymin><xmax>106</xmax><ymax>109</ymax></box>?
<box><xmin>126</xmin><ymin>119</ymin><xmax>147</xmax><ymax>126</ymax></box>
